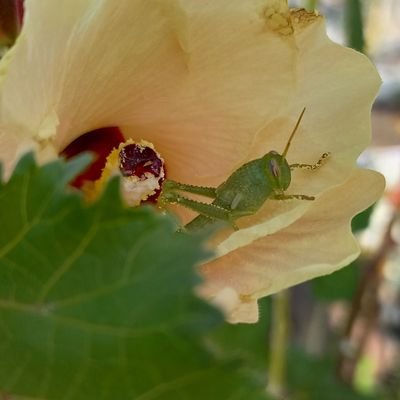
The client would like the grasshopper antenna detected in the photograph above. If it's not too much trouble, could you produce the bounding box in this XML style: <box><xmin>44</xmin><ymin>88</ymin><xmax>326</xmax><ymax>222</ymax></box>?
<box><xmin>282</xmin><ymin>107</ymin><xmax>306</xmax><ymax>158</ymax></box>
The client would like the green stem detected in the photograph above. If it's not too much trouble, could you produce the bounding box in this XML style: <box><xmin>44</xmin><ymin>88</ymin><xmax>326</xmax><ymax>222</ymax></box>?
<box><xmin>344</xmin><ymin>0</ymin><xmax>365</xmax><ymax>53</ymax></box>
<box><xmin>305</xmin><ymin>0</ymin><xmax>318</xmax><ymax>11</ymax></box>
<box><xmin>267</xmin><ymin>290</ymin><xmax>290</xmax><ymax>399</ymax></box>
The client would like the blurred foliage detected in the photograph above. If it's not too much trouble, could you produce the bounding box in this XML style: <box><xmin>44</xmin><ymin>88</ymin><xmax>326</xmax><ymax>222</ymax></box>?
<box><xmin>212</xmin><ymin>297</ymin><xmax>371</xmax><ymax>399</ymax></box>
<box><xmin>311</xmin><ymin>260</ymin><xmax>359</xmax><ymax>301</ymax></box>
<box><xmin>377</xmin><ymin>367</ymin><xmax>400</xmax><ymax>400</ymax></box>
<box><xmin>311</xmin><ymin>206</ymin><xmax>374</xmax><ymax>301</ymax></box>
<box><xmin>211</xmin><ymin>297</ymin><xmax>272</xmax><ymax>371</ymax></box>
<box><xmin>352</xmin><ymin>206</ymin><xmax>374</xmax><ymax>233</ymax></box>
<box><xmin>287</xmin><ymin>349</ymin><xmax>374</xmax><ymax>400</ymax></box>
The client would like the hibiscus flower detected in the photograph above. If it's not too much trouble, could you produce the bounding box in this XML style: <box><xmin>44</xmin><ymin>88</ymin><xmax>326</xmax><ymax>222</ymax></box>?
<box><xmin>0</xmin><ymin>0</ymin><xmax>384</xmax><ymax>322</ymax></box>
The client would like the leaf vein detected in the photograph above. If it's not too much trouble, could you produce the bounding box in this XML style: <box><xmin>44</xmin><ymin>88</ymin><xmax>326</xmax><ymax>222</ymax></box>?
<box><xmin>135</xmin><ymin>367</ymin><xmax>217</xmax><ymax>400</ymax></box>
<box><xmin>35</xmin><ymin>220</ymin><xmax>100</xmax><ymax>303</ymax></box>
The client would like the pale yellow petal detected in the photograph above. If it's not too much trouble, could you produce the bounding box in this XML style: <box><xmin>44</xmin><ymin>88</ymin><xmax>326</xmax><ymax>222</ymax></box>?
<box><xmin>200</xmin><ymin>169</ymin><xmax>385</xmax><ymax>323</ymax></box>
<box><xmin>215</xmin><ymin>11</ymin><xmax>382</xmax><ymax>252</ymax></box>
<box><xmin>0</xmin><ymin>0</ymin><xmax>297</xmax><ymax>183</ymax></box>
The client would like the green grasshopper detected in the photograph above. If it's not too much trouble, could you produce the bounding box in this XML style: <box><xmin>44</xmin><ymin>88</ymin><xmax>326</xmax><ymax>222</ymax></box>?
<box><xmin>159</xmin><ymin>108</ymin><xmax>330</xmax><ymax>231</ymax></box>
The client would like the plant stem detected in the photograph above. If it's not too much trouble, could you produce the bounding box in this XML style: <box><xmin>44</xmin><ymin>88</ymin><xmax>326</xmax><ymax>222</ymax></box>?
<box><xmin>305</xmin><ymin>0</ymin><xmax>318</xmax><ymax>11</ymax></box>
<box><xmin>345</xmin><ymin>0</ymin><xmax>365</xmax><ymax>52</ymax></box>
<box><xmin>267</xmin><ymin>290</ymin><xmax>290</xmax><ymax>399</ymax></box>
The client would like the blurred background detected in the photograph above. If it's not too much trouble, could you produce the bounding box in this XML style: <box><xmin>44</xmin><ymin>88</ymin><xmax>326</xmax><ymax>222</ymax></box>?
<box><xmin>1</xmin><ymin>0</ymin><xmax>400</xmax><ymax>399</ymax></box>
<box><xmin>286</xmin><ymin>1</ymin><xmax>400</xmax><ymax>399</ymax></box>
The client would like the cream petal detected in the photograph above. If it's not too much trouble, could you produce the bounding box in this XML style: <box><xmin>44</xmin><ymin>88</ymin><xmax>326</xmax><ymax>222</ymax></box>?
<box><xmin>284</xmin><ymin>10</ymin><xmax>381</xmax><ymax>191</ymax></box>
<box><xmin>200</xmin><ymin>169</ymin><xmax>385</xmax><ymax>323</ymax></box>
<box><xmin>215</xmin><ymin>11</ymin><xmax>382</xmax><ymax>252</ymax></box>
<box><xmin>252</xmin><ymin>10</ymin><xmax>381</xmax><ymax>182</ymax></box>
<box><xmin>0</xmin><ymin>0</ymin><xmax>299</xmax><ymax>183</ymax></box>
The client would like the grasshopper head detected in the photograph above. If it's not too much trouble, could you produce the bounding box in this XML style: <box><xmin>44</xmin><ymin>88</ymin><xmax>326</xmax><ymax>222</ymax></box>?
<box><xmin>264</xmin><ymin>151</ymin><xmax>291</xmax><ymax>192</ymax></box>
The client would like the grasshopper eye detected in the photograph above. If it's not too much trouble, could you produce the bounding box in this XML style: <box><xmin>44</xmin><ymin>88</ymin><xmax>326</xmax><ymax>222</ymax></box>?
<box><xmin>268</xmin><ymin>158</ymin><xmax>281</xmax><ymax>178</ymax></box>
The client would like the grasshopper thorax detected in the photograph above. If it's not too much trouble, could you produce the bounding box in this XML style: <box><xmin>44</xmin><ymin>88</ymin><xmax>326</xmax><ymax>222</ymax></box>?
<box><xmin>263</xmin><ymin>151</ymin><xmax>291</xmax><ymax>192</ymax></box>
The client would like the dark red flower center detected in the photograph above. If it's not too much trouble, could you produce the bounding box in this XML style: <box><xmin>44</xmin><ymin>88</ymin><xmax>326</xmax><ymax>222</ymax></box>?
<box><xmin>60</xmin><ymin>128</ymin><xmax>165</xmax><ymax>204</ymax></box>
<box><xmin>61</xmin><ymin>127</ymin><xmax>124</xmax><ymax>188</ymax></box>
<box><xmin>119</xmin><ymin>144</ymin><xmax>163</xmax><ymax>179</ymax></box>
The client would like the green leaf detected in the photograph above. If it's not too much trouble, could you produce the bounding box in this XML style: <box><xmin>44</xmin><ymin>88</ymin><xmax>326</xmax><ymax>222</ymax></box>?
<box><xmin>311</xmin><ymin>206</ymin><xmax>374</xmax><ymax>302</ymax></box>
<box><xmin>0</xmin><ymin>154</ymin><xmax>267</xmax><ymax>399</ymax></box>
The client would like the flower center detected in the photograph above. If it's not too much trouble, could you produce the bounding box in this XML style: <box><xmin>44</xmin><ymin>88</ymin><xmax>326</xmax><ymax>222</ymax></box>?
<box><xmin>61</xmin><ymin>127</ymin><xmax>124</xmax><ymax>188</ymax></box>
<box><xmin>119</xmin><ymin>143</ymin><xmax>163</xmax><ymax>179</ymax></box>
<box><xmin>116</xmin><ymin>141</ymin><xmax>165</xmax><ymax>206</ymax></box>
<box><xmin>61</xmin><ymin>128</ymin><xmax>165</xmax><ymax>206</ymax></box>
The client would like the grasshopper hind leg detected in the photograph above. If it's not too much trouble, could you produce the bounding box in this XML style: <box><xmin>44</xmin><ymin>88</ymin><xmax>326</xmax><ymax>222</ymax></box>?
<box><xmin>160</xmin><ymin>191</ymin><xmax>239</xmax><ymax>229</ymax></box>
<box><xmin>162</xmin><ymin>180</ymin><xmax>217</xmax><ymax>198</ymax></box>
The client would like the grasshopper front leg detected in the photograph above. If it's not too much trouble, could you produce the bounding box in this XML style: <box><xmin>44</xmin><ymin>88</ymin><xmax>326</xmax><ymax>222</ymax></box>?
<box><xmin>272</xmin><ymin>193</ymin><xmax>315</xmax><ymax>201</ymax></box>
<box><xmin>290</xmin><ymin>152</ymin><xmax>330</xmax><ymax>171</ymax></box>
